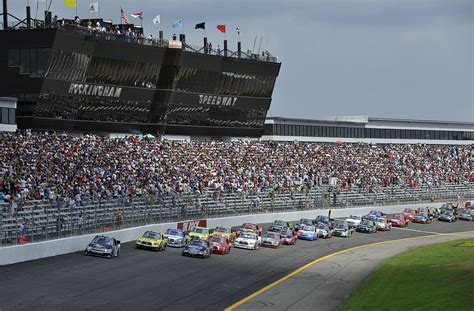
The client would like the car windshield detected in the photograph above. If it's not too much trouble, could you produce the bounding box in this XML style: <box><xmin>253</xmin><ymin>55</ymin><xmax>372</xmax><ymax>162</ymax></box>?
<box><xmin>210</xmin><ymin>236</ymin><xmax>226</xmax><ymax>243</ymax></box>
<box><xmin>282</xmin><ymin>231</ymin><xmax>293</xmax><ymax>238</ymax></box>
<box><xmin>362</xmin><ymin>221</ymin><xmax>373</xmax><ymax>226</ymax></box>
<box><xmin>165</xmin><ymin>229</ymin><xmax>181</xmax><ymax>236</ymax></box>
<box><xmin>216</xmin><ymin>227</ymin><xmax>231</xmax><ymax>233</ymax></box>
<box><xmin>302</xmin><ymin>225</ymin><xmax>314</xmax><ymax>231</ymax></box>
<box><xmin>335</xmin><ymin>224</ymin><xmax>346</xmax><ymax>229</ymax></box>
<box><xmin>92</xmin><ymin>236</ymin><xmax>112</xmax><ymax>246</ymax></box>
<box><xmin>300</xmin><ymin>219</ymin><xmax>311</xmax><ymax>224</ymax></box>
<box><xmin>241</xmin><ymin>233</ymin><xmax>257</xmax><ymax>240</ymax></box>
<box><xmin>142</xmin><ymin>231</ymin><xmax>161</xmax><ymax>239</ymax></box>
<box><xmin>264</xmin><ymin>232</ymin><xmax>277</xmax><ymax>239</ymax></box>
<box><xmin>349</xmin><ymin>215</ymin><xmax>359</xmax><ymax>220</ymax></box>
<box><xmin>376</xmin><ymin>218</ymin><xmax>386</xmax><ymax>222</ymax></box>
<box><xmin>189</xmin><ymin>240</ymin><xmax>206</xmax><ymax>247</ymax></box>
<box><xmin>443</xmin><ymin>211</ymin><xmax>453</xmax><ymax>216</ymax></box>
<box><xmin>317</xmin><ymin>224</ymin><xmax>327</xmax><ymax>229</ymax></box>
<box><xmin>191</xmin><ymin>227</ymin><xmax>209</xmax><ymax>234</ymax></box>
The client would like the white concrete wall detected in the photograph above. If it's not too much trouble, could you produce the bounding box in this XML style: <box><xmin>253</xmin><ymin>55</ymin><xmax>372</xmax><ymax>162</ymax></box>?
<box><xmin>0</xmin><ymin>202</ymin><xmax>444</xmax><ymax>266</ymax></box>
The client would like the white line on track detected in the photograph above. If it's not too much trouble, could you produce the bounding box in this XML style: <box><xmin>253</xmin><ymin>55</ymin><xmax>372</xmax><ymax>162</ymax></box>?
<box><xmin>391</xmin><ymin>227</ymin><xmax>441</xmax><ymax>235</ymax></box>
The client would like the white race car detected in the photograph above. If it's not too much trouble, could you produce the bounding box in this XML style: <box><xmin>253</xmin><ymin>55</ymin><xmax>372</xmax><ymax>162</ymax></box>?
<box><xmin>332</xmin><ymin>222</ymin><xmax>354</xmax><ymax>237</ymax></box>
<box><xmin>345</xmin><ymin>215</ymin><xmax>362</xmax><ymax>228</ymax></box>
<box><xmin>234</xmin><ymin>232</ymin><xmax>260</xmax><ymax>250</ymax></box>
<box><xmin>315</xmin><ymin>223</ymin><xmax>332</xmax><ymax>239</ymax></box>
<box><xmin>374</xmin><ymin>217</ymin><xmax>392</xmax><ymax>231</ymax></box>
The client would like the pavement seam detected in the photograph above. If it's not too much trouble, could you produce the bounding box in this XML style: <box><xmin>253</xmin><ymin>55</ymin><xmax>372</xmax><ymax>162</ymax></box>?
<box><xmin>224</xmin><ymin>230</ymin><xmax>474</xmax><ymax>311</ymax></box>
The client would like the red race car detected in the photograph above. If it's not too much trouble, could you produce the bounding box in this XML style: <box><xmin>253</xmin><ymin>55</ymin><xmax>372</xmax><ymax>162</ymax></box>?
<box><xmin>209</xmin><ymin>235</ymin><xmax>232</xmax><ymax>255</ymax></box>
<box><xmin>389</xmin><ymin>214</ymin><xmax>408</xmax><ymax>227</ymax></box>
<box><xmin>280</xmin><ymin>230</ymin><xmax>297</xmax><ymax>245</ymax></box>
<box><xmin>401</xmin><ymin>208</ymin><xmax>417</xmax><ymax>221</ymax></box>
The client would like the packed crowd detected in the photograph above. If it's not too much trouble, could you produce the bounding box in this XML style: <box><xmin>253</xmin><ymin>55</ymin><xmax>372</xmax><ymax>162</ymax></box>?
<box><xmin>0</xmin><ymin>131</ymin><xmax>472</xmax><ymax>203</ymax></box>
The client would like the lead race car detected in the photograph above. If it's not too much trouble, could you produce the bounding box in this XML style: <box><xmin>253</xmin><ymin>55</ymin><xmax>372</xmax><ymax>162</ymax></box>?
<box><xmin>84</xmin><ymin>235</ymin><xmax>121</xmax><ymax>259</ymax></box>
<box><xmin>234</xmin><ymin>232</ymin><xmax>260</xmax><ymax>250</ymax></box>
<box><xmin>315</xmin><ymin>223</ymin><xmax>332</xmax><ymax>239</ymax></box>
<box><xmin>182</xmin><ymin>238</ymin><xmax>212</xmax><ymax>258</ymax></box>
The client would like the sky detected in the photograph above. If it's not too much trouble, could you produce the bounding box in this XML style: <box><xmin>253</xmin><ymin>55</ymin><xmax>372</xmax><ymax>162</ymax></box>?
<box><xmin>6</xmin><ymin>0</ymin><xmax>474</xmax><ymax>122</ymax></box>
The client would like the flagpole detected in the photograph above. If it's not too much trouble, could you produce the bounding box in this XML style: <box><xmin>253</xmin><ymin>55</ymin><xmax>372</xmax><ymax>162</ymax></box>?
<box><xmin>75</xmin><ymin>0</ymin><xmax>78</xmax><ymax>17</ymax></box>
<box><xmin>98</xmin><ymin>1</ymin><xmax>101</xmax><ymax>18</ymax></box>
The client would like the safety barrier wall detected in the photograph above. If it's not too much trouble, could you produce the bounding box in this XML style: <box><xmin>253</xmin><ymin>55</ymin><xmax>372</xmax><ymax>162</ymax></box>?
<box><xmin>0</xmin><ymin>202</ymin><xmax>445</xmax><ymax>266</ymax></box>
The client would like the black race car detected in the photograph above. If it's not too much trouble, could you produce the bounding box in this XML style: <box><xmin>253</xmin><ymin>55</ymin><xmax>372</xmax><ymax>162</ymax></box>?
<box><xmin>182</xmin><ymin>239</ymin><xmax>212</xmax><ymax>258</ymax></box>
<box><xmin>356</xmin><ymin>220</ymin><xmax>378</xmax><ymax>234</ymax></box>
<box><xmin>84</xmin><ymin>235</ymin><xmax>121</xmax><ymax>258</ymax></box>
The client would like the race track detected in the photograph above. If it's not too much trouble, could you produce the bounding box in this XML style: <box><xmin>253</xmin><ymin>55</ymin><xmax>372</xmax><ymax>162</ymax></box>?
<box><xmin>0</xmin><ymin>219</ymin><xmax>472</xmax><ymax>311</ymax></box>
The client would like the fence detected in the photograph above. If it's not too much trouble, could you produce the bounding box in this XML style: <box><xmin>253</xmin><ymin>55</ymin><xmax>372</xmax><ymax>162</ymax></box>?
<box><xmin>1</xmin><ymin>182</ymin><xmax>472</xmax><ymax>247</ymax></box>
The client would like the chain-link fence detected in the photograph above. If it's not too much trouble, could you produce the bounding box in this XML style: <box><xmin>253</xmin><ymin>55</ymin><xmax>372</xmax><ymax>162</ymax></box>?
<box><xmin>1</xmin><ymin>182</ymin><xmax>472</xmax><ymax>247</ymax></box>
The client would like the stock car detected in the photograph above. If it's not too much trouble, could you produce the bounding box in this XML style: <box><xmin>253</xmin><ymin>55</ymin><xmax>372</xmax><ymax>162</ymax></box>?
<box><xmin>237</xmin><ymin>223</ymin><xmax>262</xmax><ymax>237</ymax></box>
<box><xmin>389</xmin><ymin>214</ymin><xmax>408</xmax><ymax>227</ymax></box>
<box><xmin>261</xmin><ymin>232</ymin><xmax>283</xmax><ymax>248</ymax></box>
<box><xmin>345</xmin><ymin>215</ymin><xmax>362</xmax><ymax>228</ymax></box>
<box><xmin>188</xmin><ymin>227</ymin><xmax>213</xmax><ymax>241</ymax></box>
<box><xmin>401</xmin><ymin>208</ymin><xmax>417</xmax><ymax>221</ymax></box>
<box><xmin>209</xmin><ymin>235</ymin><xmax>232</xmax><ymax>254</ymax></box>
<box><xmin>213</xmin><ymin>226</ymin><xmax>236</xmax><ymax>244</ymax></box>
<box><xmin>295</xmin><ymin>218</ymin><xmax>314</xmax><ymax>231</ymax></box>
<box><xmin>438</xmin><ymin>210</ymin><xmax>457</xmax><ymax>222</ymax></box>
<box><xmin>332</xmin><ymin>222</ymin><xmax>354</xmax><ymax>237</ymax></box>
<box><xmin>273</xmin><ymin>220</ymin><xmax>293</xmax><ymax>229</ymax></box>
<box><xmin>280</xmin><ymin>229</ymin><xmax>297</xmax><ymax>245</ymax></box>
<box><xmin>84</xmin><ymin>235</ymin><xmax>121</xmax><ymax>258</ymax></box>
<box><xmin>315</xmin><ymin>223</ymin><xmax>332</xmax><ymax>239</ymax></box>
<box><xmin>268</xmin><ymin>225</ymin><xmax>285</xmax><ymax>233</ymax></box>
<box><xmin>458</xmin><ymin>209</ymin><xmax>474</xmax><ymax>221</ymax></box>
<box><xmin>234</xmin><ymin>232</ymin><xmax>260</xmax><ymax>250</ymax></box>
<box><xmin>136</xmin><ymin>231</ymin><xmax>167</xmax><ymax>251</ymax></box>
<box><xmin>375</xmin><ymin>217</ymin><xmax>392</xmax><ymax>231</ymax></box>
<box><xmin>412</xmin><ymin>213</ymin><xmax>432</xmax><ymax>224</ymax></box>
<box><xmin>182</xmin><ymin>238</ymin><xmax>212</xmax><ymax>258</ymax></box>
<box><xmin>356</xmin><ymin>220</ymin><xmax>378</xmax><ymax>234</ymax></box>
<box><xmin>297</xmin><ymin>225</ymin><xmax>318</xmax><ymax>241</ymax></box>
<box><xmin>362</xmin><ymin>210</ymin><xmax>386</xmax><ymax>221</ymax></box>
<box><xmin>164</xmin><ymin>228</ymin><xmax>188</xmax><ymax>247</ymax></box>
<box><xmin>314</xmin><ymin>215</ymin><xmax>332</xmax><ymax>228</ymax></box>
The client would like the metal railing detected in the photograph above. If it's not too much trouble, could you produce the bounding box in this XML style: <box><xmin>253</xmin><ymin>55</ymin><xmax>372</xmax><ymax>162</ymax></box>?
<box><xmin>3</xmin><ymin>23</ymin><xmax>279</xmax><ymax>63</ymax></box>
<box><xmin>1</xmin><ymin>182</ymin><xmax>472</xmax><ymax>247</ymax></box>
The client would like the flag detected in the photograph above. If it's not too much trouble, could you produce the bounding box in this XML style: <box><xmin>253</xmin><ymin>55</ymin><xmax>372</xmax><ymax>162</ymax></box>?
<box><xmin>173</xmin><ymin>19</ymin><xmax>183</xmax><ymax>28</ymax></box>
<box><xmin>217</xmin><ymin>24</ymin><xmax>226</xmax><ymax>33</ymax></box>
<box><xmin>195</xmin><ymin>22</ymin><xmax>205</xmax><ymax>30</ymax></box>
<box><xmin>89</xmin><ymin>2</ymin><xmax>99</xmax><ymax>13</ymax></box>
<box><xmin>121</xmin><ymin>8</ymin><xmax>129</xmax><ymax>24</ymax></box>
<box><xmin>152</xmin><ymin>15</ymin><xmax>161</xmax><ymax>25</ymax></box>
<box><xmin>64</xmin><ymin>0</ymin><xmax>77</xmax><ymax>8</ymax></box>
<box><xmin>131</xmin><ymin>12</ymin><xmax>143</xmax><ymax>20</ymax></box>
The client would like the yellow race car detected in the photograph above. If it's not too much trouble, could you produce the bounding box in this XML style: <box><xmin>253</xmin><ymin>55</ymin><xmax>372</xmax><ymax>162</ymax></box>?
<box><xmin>188</xmin><ymin>227</ymin><xmax>213</xmax><ymax>241</ymax></box>
<box><xmin>213</xmin><ymin>226</ymin><xmax>236</xmax><ymax>244</ymax></box>
<box><xmin>136</xmin><ymin>231</ymin><xmax>167</xmax><ymax>251</ymax></box>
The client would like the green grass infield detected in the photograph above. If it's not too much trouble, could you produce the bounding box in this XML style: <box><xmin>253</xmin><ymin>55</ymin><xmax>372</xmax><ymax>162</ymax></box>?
<box><xmin>341</xmin><ymin>238</ymin><xmax>474</xmax><ymax>311</ymax></box>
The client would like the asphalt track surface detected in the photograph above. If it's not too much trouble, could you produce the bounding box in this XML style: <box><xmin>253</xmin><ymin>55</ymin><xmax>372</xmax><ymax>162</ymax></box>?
<box><xmin>0</xmin><ymin>219</ymin><xmax>472</xmax><ymax>311</ymax></box>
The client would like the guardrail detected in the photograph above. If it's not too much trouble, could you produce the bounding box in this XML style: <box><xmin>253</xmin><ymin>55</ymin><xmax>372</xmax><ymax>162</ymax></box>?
<box><xmin>1</xmin><ymin>182</ymin><xmax>472</xmax><ymax>247</ymax></box>
<box><xmin>0</xmin><ymin>201</ymin><xmax>451</xmax><ymax>266</ymax></box>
